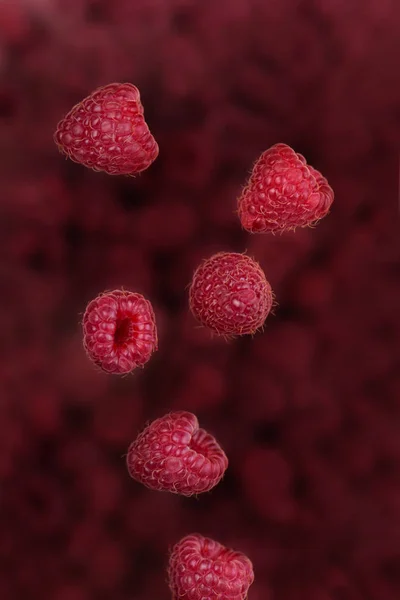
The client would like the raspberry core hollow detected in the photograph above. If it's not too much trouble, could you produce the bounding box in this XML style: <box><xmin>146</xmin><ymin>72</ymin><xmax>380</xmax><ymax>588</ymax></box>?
<box><xmin>82</xmin><ymin>289</ymin><xmax>157</xmax><ymax>375</ymax></box>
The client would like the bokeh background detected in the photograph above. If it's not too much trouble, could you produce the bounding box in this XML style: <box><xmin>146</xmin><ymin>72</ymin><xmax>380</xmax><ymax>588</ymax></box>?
<box><xmin>0</xmin><ymin>0</ymin><xmax>399</xmax><ymax>599</ymax></box>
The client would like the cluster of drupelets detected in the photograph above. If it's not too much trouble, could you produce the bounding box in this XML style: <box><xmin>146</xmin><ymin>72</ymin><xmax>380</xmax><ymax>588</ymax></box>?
<box><xmin>54</xmin><ymin>82</ymin><xmax>334</xmax><ymax>600</ymax></box>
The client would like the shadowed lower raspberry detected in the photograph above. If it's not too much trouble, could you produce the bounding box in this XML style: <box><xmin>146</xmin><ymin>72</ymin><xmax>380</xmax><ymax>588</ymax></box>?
<box><xmin>168</xmin><ymin>533</ymin><xmax>254</xmax><ymax>600</ymax></box>
<box><xmin>82</xmin><ymin>289</ymin><xmax>157</xmax><ymax>375</ymax></box>
<box><xmin>126</xmin><ymin>411</ymin><xmax>228</xmax><ymax>496</ymax></box>
<box><xmin>189</xmin><ymin>252</ymin><xmax>273</xmax><ymax>336</ymax></box>
<box><xmin>237</xmin><ymin>143</ymin><xmax>334</xmax><ymax>233</ymax></box>
<box><xmin>54</xmin><ymin>83</ymin><xmax>159</xmax><ymax>175</ymax></box>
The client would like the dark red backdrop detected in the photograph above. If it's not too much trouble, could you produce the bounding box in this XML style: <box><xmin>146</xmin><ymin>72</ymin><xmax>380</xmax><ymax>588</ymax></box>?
<box><xmin>0</xmin><ymin>1</ymin><xmax>399</xmax><ymax>599</ymax></box>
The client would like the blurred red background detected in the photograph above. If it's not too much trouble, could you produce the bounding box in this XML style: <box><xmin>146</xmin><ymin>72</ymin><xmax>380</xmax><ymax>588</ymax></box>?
<box><xmin>0</xmin><ymin>0</ymin><xmax>399</xmax><ymax>599</ymax></box>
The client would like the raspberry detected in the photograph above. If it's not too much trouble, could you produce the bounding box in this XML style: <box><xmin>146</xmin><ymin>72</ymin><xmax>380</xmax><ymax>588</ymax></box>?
<box><xmin>54</xmin><ymin>83</ymin><xmax>159</xmax><ymax>175</ymax></box>
<box><xmin>168</xmin><ymin>533</ymin><xmax>254</xmax><ymax>600</ymax></box>
<box><xmin>189</xmin><ymin>252</ymin><xmax>273</xmax><ymax>336</ymax></box>
<box><xmin>126</xmin><ymin>411</ymin><xmax>228</xmax><ymax>496</ymax></box>
<box><xmin>237</xmin><ymin>143</ymin><xmax>334</xmax><ymax>233</ymax></box>
<box><xmin>82</xmin><ymin>289</ymin><xmax>157</xmax><ymax>375</ymax></box>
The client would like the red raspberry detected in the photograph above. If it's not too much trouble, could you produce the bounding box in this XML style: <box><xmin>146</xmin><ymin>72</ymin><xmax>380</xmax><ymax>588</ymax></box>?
<box><xmin>168</xmin><ymin>533</ymin><xmax>254</xmax><ymax>600</ymax></box>
<box><xmin>54</xmin><ymin>83</ymin><xmax>159</xmax><ymax>175</ymax></box>
<box><xmin>126</xmin><ymin>411</ymin><xmax>228</xmax><ymax>496</ymax></box>
<box><xmin>237</xmin><ymin>143</ymin><xmax>334</xmax><ymax>233</ymax></box>
<box><xmin>82</xmin><ymin>289</ymin><xmax>157</xmax><ymax>375</ymax></box>
<box><xmin>189</xmin><ymin>252</ymin><xmax>273</xmax><ymax>336</ymax></box>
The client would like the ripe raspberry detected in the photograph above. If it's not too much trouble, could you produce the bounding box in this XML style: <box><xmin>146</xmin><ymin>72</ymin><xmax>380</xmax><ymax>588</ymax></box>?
<box><xmin>126</xmin><ymin>411</ymin><xmax>228</xmax><ymax>496</ymax></box>
<box><xmin>82</xmin><ymin>289</ymin><xmax>157</xmax><ymax>375</ymax></box>
<box><xmin>237</xmin><ymin>143</ymin><xmax>334</xmax><ymax>233</ymax></box>
<box><xmin>54</xmin><ymin>83</ymin><xmax>159</xmax><ymax>175</ymax></box>
<box><xmin>189</xmin><ymin>252</ymin><xmax>273</xmax><ymax>336</ymax></box>
<box><xmin>168</xmin><ymin>533</ymin><xmax>254</xmax><ymax>600</ymax></box>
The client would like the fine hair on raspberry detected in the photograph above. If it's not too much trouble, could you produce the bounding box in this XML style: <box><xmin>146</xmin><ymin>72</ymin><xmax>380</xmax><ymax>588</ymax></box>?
<box><xmin>168</xmin><ymin>533</ymin><xmax>254</xmax><ymax>600</ymax></box>
<box><xmin>189</xmin><ymin>251</ymin><xmax>273</xmax><ymax>337</ymax></box>
<box><xmin>82</xmin><ymin>289</ymin><xmax>157</xmax><ymax>375</ymax></box>
<box><xmin>126</xmin><ymin>411</ymin><xmax>228</xmax><ymax>496</ymax></box>
<box><xmin>54</xmin><ymin>82</ymin><xmax>159</xmax><ymax>176</ymax></box>
<box><xmin>237</xmin><ymin>142</ymin><xmax>334</xmax><ymax>233</ymax></box>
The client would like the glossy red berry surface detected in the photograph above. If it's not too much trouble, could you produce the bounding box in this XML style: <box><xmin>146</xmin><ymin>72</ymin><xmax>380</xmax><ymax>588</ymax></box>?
<box><xmin>189</xmin><ymin>252</ymin><xmax>273</xmax><ymax>336</ymax></box>
<box><xmin>82</xmin><ymin>289</ymin><xmax>157</xmax><ymax>375</ymax></box>
<box><xmin>168</xmin><ymin>533</ymin><xmax>254</xmax><ymax>600</ymax></box>
<box><xmin>238</xmin><ymin>143</ymin><xmax>334</xmax><ymax>233</ymax></box>
<box><xmin>126</xmin><ymin>411</ymin><xmax>228</xmax><ymax>496</ymax></box>
<box><xmin>54</xmin><ymin>83</ymin><xmax>159</xmax><ymax>175</ymax></box>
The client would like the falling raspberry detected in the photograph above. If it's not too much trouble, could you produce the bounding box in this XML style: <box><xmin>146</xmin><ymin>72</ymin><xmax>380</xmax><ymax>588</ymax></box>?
<box><xmin>168</xmin><ymin>533</ymin><xmax>254</xmax><ymax>600</ymax></box>
<box><xmin>54</xmin><ymin>83</ymin><xmax>159</xmax><ymax>175</ymax></box>
<box><xmin>237</xmin><ymin>143</ymin><xmax>334</xmax><ymax>233</ymax></box>
<box><xmin>82</xmin><ymin>289</ymin><xmax>157</xmax><ymax>375</ymax></box>
<box><xmin>126</xmin><ymin>411</ymin><xmax>228</xmax><ymax>496</ymax></box>
<box><xmin>189</xmin><ymin>251</ymin><xmax>273</xmax><ymax>337</ymax></box>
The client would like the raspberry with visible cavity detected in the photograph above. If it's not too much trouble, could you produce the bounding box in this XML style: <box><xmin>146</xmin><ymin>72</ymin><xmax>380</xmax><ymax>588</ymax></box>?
<box><xmin>238</xmin><ymin>143</ymin><xmax>334</xmax><ymax>233</ymax></box>
<box><xmin>126</xmin><ymin>411</ymin><xmax>228</xmax><ymax>496</ymax></box>
<box><xmin>168</xmin><ymin>533</ymin><xmax>254</xmax><ymax>600</ymax></box>
<box><xmin>189</xmin><ymin>252</ymin><xmax>273</xmax><ymax>336</ymax></box>
<box><xmin>82</xmin><ymin>289</ymin><xmax>157</xmax><ymax>375</ymax></box>
<box><xmin>54</xmin><ymin>83</ymin><xmax>159</xmax><ymax>175</ymax></box>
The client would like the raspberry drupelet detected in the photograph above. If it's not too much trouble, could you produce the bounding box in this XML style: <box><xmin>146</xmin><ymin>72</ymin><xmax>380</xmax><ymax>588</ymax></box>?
<box><xmin>82</xmin><ymin>289</ymin><xmax>157</xmax><ymax>375</ymax></box>
<box><xmin>54</xmin><ymin>83</ymin><xmax>159</xmax><ymax>175</ymax></box>
<box><xmin>238</xmin><ymin>143</ymin><xmax>334</xmax><ymax>233</ymax></box>
<box><xmin>168</xmin><ymin>533</ymin><xmax>254</xmax><ymax>600</ymax></box>
<box><xmin>189</xmin><ymin>251</ymin><xmax>273</xmax><ymax>337</ymax></box>
<box><xmin>126</xmin><ymin>411</ymin><xmax>228</xmax><ymax>496</ymax></box>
